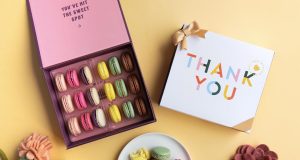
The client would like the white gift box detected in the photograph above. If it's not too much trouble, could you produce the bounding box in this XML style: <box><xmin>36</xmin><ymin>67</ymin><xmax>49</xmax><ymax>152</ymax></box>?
<box><xmin>160</xmin><ymin>26</ymin><xmax>274</xmax><ymax>132</ymax></box>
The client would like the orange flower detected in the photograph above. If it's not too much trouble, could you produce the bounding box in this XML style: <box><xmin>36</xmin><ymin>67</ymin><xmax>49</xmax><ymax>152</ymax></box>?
<box><xmin>18</xmin><ymin>133</ymin><xmax>52</xmax><ymax>160</ymax></box>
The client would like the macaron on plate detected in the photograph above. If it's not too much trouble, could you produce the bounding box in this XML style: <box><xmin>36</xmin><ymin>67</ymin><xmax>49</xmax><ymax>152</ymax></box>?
<box><xmin>118</xmin><ymin>132</ymin><xmax>190</xmax><ymax>160</ymax></box>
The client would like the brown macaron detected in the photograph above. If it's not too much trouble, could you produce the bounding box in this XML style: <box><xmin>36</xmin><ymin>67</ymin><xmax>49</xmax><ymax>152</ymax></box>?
<box><xmin>134</xmin><ymin>97</ymin><xmax>147</xmax><ymax>116</ymax></box>
<box><xmin>127</xmin><ymin>74</ymin><xmax>140</xmax><ymax>94</ymax></box>
<box><xmin>121</xmin><ymin>52</ymin><xmax>134</xmax><ymax>72</ymax></box>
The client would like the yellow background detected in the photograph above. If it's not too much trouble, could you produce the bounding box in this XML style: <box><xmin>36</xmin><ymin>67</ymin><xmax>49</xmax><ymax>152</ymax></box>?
<box><xmin>1</xmin><ymin>0</ymin><xmax>300</xmax><ymax>159</ymax></box>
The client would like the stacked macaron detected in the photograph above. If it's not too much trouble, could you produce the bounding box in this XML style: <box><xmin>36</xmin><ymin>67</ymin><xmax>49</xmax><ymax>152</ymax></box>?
<box><xmin>151</xmin><ymin>146</ymin><xmax>171</xmax><ymax>160</ymax></box>
<box><xmin>108</xmin><ymin>56</ymin><xmax>122</xmax><ymax>75</ymax></box>
<box><xmin>80</xmin><ymin>66</ymin><xmax>93</xmax><ymax>85</ymax></box>
<box><xmin>92</xmin><ymin>108</ymin><xmax>106</xmax><ymax>128</ymax></box>
<box><xmin>61</xmin><ymin>94</ymin><xmax>75</xmax><ymax>113</ymax></box>
<box><xmin>97</xmin><ymin>61</ymin><xmax>110</xmax><ymax>80</ymax></box>
<box><xmin>121</xmin><ymin>52</ymin><xmax>134</xmax><ymax>72</ymax></box>
<box><xmin>97</xmin><ymin>54</ymin><xmax>134</xmax><ymax>79</ymax></box>
<box><xmin>68</xmin><ymin>117</ymin><xmax>81</xmax><ymax>136</ymax></box>
<box><xmin>134</xmin><ymin>97</ymin><xmax>147</xmax><ymax>116</ymax></box>
<box><xmin>68</xmin><ymin>109</ymin><xmax>107</xmax><ymax>136</ymax></box>
<box><xmin>52</xmin><ymin>52</ymin><xmax>151</xmax><ymax>138</ymax></box>
<box><xmin>54</xmin><ymin>66</ymin><xmax>94</xmax><ymax>92</ymax></box>
<box><xmin>127</xmin><ymin>74</ymin><xmax>141</xmax><ymax>94</ymax></box>
<box><xmin>103</xmin><ymin>83</ymin><xmax>116</xmax><ymax>101</ymax></box>
<box><xmin>80</xmin><ymin>112</ymin><xmax>93</xmax><ymax>131</ymax></box>
<box><xmin>74</xmin><ymin>92</ymin><xmax>88</xmax><ymax>110</ymax></box>
<box><xmin>61</xmin><ymin>92</ymin><xmax>88</xmax><ymax>113</ymax></box>
<box><xmin>109</xmin><ymin>104</ymin><xmax>122</xmax><ymax>123</ymax></box>
<box><xmin>122</xmin><ymin>101</ymin><xmax>135</xmax><ymax>119</ymax></box>
<box><xmin>130</xmin><ymin>146</ymin><xmax>173</xmax><ymax>160</ymax></box>
<box><xmin>87</xmin><ymin>87</ymin><xmax>100</xmax><ymax>106</ymax></box>
<box><xmin>66</xmin><ymin>69</ymin><xmax>80</xmax><ymax>88</ymax></box>
<box><xmin>114</xmin><ymin>79</ymin><xmax>128</xmax><ymax>98</ymax></box>
<box><xmin>55</xmin><ymin>74</ymin><xmax>67</xmax><ymax>92</ymax></box>
<box><xmin>108</xmin><ymin>98</ymin><xmax>148</xmax><ymax>123</ymax></box>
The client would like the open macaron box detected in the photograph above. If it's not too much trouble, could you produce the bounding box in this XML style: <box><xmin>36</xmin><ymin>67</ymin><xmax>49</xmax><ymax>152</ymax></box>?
<box><xmin>27</xmin><ymin>0</ymin><xmax>156</xmax><ymax>148</ymax></box>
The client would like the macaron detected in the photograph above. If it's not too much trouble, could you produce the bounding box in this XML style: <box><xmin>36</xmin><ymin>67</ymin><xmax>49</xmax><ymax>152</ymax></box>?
<box><xmin>134</xmin><ymin>97</ymin><xmax>147</xmax><ymax>116</ymax></box>
<box><xmin>151</xmin><ymin>146</ymin><xmax>171</xmax><ymax>160</ymax></box>
<box><xmin>80</xmin><ymin>66</ymin><xmax>93</xmax><ymax>84</ymax></box>
<box><xmin>61</xmin><ymin>94</ymin><xmax>75</xmax><ymax>113</ymax></box>
<box><xmin>80</xmin><ymin>112</ymin><xmax>94</xmax><ymax>131</ymax></box>
<box><xmin>92</xmin><ymin>108</ymin><xmax>106</xmax><ymax>128</ymax></box>
<box><xmin>68</xmin><ymin>117</ymin><xmax>81</xmax><ymax>136</ymax></box>
<box><xmin>97</xmin><ymin>61</ymin><xmax>110</xmax><ymax>80</ymax></box>
<box><xmin>127</xmin><ymin>74</ymin><xmax>141</xmax><ymax>94</ymax></box>
<box><xmin>130</xmin><ymin>148</ymin><xmax>150</xmax><ymax>160</ymax></box>
<box><xmin>109</xmin><ymin>104</ymin><xmax>122</xmax><ymax>123</ymax></box>
<box><xmin>121</xmin><ymin>52</ymin><xmax>134</xmax><ymax>72</ymax></box>
<box><xmin>104</xmin><ymin>82</ymin><xmax>116</xmax><ymax>101</ymax></box>
<box><xmin>108</xmin><ymin>56</ymin><xmax>122</xmax><ymax>76</ymax></box>
<box><xmin>55</xmin><ymin>73</ymin><xmax>67</xmax><ymax>92</ymax></box>
<box><xmin>0</xmin><ymin>148</ymin><xmax>8</xmax><ymax>160</ymax></box>
<box><xmin>122</xmin><ymin>101</ymin><xmax>135</xmax><ymax>119</ymax></box>
<box><xmin>73</xmin><ymin>91</ymin><xmax>88</xmax><ymax>110</ymax></box>
<box><xmin>87</xmin><ymin>87</ymin><xmax>100</xmax><ymax>106</ymax></box>
<box><xmin>66</xmin><ymin>69</ymin><xmax>80</xmax><ymax>88</ymax></box>
<box><xmin>114</xmin><ymin>79</ymin><xmax>128</xmax><ymax>98</ymax></box>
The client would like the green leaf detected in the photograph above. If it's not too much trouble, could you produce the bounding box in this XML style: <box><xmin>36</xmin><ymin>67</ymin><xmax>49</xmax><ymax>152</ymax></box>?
<box><xmin>0</xmin><ymin>148</ymin><xmax>8</xmax><ymax>160</ymax></box>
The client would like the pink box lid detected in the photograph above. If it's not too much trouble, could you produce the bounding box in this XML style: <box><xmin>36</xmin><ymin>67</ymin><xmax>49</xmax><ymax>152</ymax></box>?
<box><xmin>28</xmin><ymin>0</ymin><xmax>130</xmax><ymax>68</ymax></box>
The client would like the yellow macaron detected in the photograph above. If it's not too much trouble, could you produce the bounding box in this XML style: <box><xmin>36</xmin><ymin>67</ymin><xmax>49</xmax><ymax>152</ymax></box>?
<box><xmin>104</xmin><ymin>82</ymin><xmax>116</xmax><ymax>101</ymax></box>
<box><xmin>97</xmin><ymin>61</ymin><xmax>110</xmax><ymax>80</ymax></box>
<box><xmin>130</xmin><ymin>148</ymin><xmax>150</xmax><ymax>160</ymax></box>
<box><xmin>109</xmin><ymin>104</ymin><xmax>121</xmax><ymax>123</ymax></box>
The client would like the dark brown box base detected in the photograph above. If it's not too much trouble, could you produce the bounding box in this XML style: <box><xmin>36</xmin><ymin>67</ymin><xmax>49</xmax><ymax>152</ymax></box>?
<box><xmin>43</xmin><ymin>43</ymin><xmax>156</xmax><ymax>148</ymax></box>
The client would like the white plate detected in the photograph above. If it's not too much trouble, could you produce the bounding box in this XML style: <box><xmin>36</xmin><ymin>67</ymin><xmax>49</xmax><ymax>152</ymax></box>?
<box><xmin>118</xmin><ymin>132</ymin><xmax>191</xmax><ymax>160</ymax></box>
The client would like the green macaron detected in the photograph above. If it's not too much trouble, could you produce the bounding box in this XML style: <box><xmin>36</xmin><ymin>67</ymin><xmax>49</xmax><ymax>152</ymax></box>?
<box><xmin>0</xmin><ymin>149</ymin><xmax>8</xmax><ymax>160</ymax></box>
<box><xmin>108</xmin><ymin>56</ymin><xmax>122</xmax><ymax>75</ymax></box>
<box><xmin>122</xmin><ymin>101</ymin><xmax>135</xmax><ymax>119</ymax></box>
<box><xmin>151</xmin><ymin>146</ymin><xmax>171</xmax><ymax>160</ymax></box>
<box><xmin>114</xmin><ymin>79</ymin><xmax>128</xmax><ymax>97</ymax></box>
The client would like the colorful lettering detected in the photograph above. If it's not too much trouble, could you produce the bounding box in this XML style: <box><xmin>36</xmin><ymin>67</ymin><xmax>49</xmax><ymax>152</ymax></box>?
<box><xmin>210</xmin><ymin>63</ymin><xmax>223</xmax><ymax>78</ymax></box>
<box><xmin>186</xmin><ymin>53</ymin><xmax>197</xmax><ymax>68</ymax></box>
<box><xmin>223</xmin><ymin>85</ymin><xmax>237</xmax><ymax>100</ymax></box>
<box><xmin>196</xmin><ymin>57</ymin><xmax>211</xmax><ymax>73</ymax></box>
<box><xmin>226</xmin><ymin>66</ymin><xmax>240</xmax><ymax>82</ymax></box>
<box><xmin>242</xmin><ymin>71</ymin><xmax>255</xmax><ymax>87</ymax></box>
<box><xmin>195</xmin><ymin>75</ymin><xmax>207</xmax><ymax>90</ymax></box>
<box><xmin>182</xmin><ymin>52</ymin><xmax>258</xmax><ymax>100</ymax></box>
<box><xmin>206</xmin><ymin>81</ymin><xmax>221</xmax><ymax>95</ymax></box>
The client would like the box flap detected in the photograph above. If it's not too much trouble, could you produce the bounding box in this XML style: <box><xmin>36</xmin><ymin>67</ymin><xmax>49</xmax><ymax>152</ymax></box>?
<box><xmin>28</xmin><ymin>0</ymin><xmax>130</xmax><ymax>68</ymax></box>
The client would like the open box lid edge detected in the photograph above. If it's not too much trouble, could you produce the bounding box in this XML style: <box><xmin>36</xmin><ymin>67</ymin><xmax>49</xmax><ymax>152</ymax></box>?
<box><xmin>27</xmin><ymin>0</ymin><xmax>132</xmax><ymax>68</ymax></box>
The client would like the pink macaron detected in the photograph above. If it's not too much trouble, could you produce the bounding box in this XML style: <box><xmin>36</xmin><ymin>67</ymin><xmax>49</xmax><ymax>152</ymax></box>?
<box><xmin>73</xmin><ymin>92</ymin><xmax>88</xmax><ymax>110</ymax></box>
<box><xmin>66</xmin><ymin>69</ymin><xmax>80</xmax><ymax>88</ymax></box>
<box><xmin>80</xmin><ymin>112</ymin><xmax>93</xmax><ymax>131</ymax></box>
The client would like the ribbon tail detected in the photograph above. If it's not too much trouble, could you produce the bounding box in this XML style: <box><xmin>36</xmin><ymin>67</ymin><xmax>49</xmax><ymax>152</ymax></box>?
<box><xmin>181</xmin><ymin>37</ymin><xmax>188</xmax><ymax>50</ymax></box>
<box><xmin>172</xmin><ymin>31</ymin><xmax>182</xmax><ymax>46</ymax></box>
<box><xmin>195</xmin><ymin>29</ymin><xmax>208</xmax><ymax>38</ymax></box>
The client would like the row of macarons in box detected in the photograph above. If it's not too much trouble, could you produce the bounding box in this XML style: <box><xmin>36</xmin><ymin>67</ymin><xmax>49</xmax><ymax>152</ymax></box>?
<box><xmin>54</xmin><ymin>52</ymin><xmax>135</xmax><ymax>92</ymax></box>
<box><xmin>68</xmin><ymin>97</ymin><xmax>147</xmax><ymax>136</ymax></box>
<box><xmin>61</xmin><ymin>74</ymin><xmax>141</xmax><ymax>113</ymax></box>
